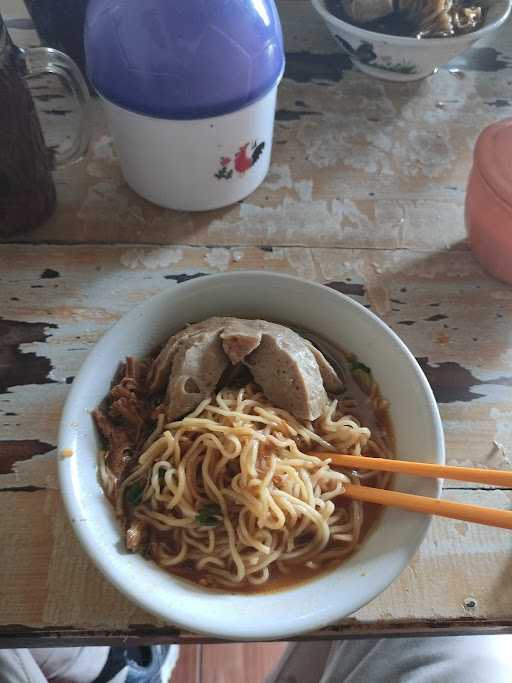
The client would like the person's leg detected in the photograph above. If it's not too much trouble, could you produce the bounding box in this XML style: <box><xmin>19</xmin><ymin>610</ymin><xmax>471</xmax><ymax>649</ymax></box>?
<box><xmin>0</xmin><ymin>649</ymin><xmax>48</xmax><ymax>683</ymax></box>
<box><xmin>0</xmin><ymin>645</ymin><xmax>179</xmax><ymax>683</ymax></box>
<box><xmin>0</xmin><ymin>647</ymin><xmax>118</xmax><ymax>683</ymax></box>
<box><xmin>124</xmin><ymin>645</ymin><xmax>179</xmax><ymax>683</ymax></box>
<box><xmin>268</xmin><ymin>635</ymin><xmax>512</xmax><ymax>683</ymax></box>
<box><xmin>32</xmin><ymin>647</ymin><xmax>110</xmax><ymax>682</ymax></box>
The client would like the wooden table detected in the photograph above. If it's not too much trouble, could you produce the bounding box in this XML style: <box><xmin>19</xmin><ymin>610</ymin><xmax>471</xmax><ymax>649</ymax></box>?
<box><xmin>2</xmin><ymin>1</ymin><xmax>512</xmax><ymax>647</ymax></box>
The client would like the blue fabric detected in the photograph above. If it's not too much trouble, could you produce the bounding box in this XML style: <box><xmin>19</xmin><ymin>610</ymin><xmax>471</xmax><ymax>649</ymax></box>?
<box><xmin>85</xmin><ymin>0</ymin><xmax>284</xmax><ymax>120</ymax></box>
<box><xmin>125</xmin><ymin>646</ymin><xmax>170</xmax><ymax>683</ymax></box>
<box><xmin>92</xmin><ymin>647</ymin><xmax>127</xmax><ymax>683</ymax></box>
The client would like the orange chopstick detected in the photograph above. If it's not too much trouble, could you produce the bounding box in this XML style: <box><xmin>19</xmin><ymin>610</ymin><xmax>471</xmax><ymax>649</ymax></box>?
<box><xmin>342</xmin><ymin>483</ymin><xmax>512</xmax><ymax>530</ymax></box>
<box><xmin>314</xmin><ymin>452</ymin><xmax>512</xmax><ymax>488</ymax></box>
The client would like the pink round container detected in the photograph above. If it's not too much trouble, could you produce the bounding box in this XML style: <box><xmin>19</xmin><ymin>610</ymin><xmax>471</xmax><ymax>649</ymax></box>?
<box><xmin>466</xmin><ymin>117</ymin><xmax>512</xmax><ymax>285</ymax></box>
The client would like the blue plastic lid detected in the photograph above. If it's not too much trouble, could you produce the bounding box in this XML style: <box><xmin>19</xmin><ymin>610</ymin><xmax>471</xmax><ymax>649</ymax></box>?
<box><xmin>85</xmin><ymin>0</ymin><xmax>284</xmax><ymax>120</ymax></box>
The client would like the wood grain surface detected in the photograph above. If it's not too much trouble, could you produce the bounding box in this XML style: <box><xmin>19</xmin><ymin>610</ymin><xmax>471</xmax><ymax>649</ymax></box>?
<box><xmin>1</xmin><ymin>0</ymin><xmax>512</xmax><ymax>646</ymax></box>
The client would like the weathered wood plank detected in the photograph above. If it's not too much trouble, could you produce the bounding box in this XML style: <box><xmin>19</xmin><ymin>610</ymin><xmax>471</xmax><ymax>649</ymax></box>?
<box><xmin>1</xmin><ymin>244</ymin><xmax>510</xmax><ymax>482</ymax></box>
<box><xmin>0</xmin><ymin>244</ymin><xmax>511</xmax><ymax>639</ymax></box>
<box><xmin>3</xmin><ymin>3</ymin><xmax>512</xmax><ymax>249</ymax></box>
<box><xmin>3</xmin><ymin>0</ymin><xmax>512</xmax><ymax>645</ymax></box>
<box><xmin>0</xmin><ymin>488</ymin><xmax>511</xmax><ymax>637</ymax></box>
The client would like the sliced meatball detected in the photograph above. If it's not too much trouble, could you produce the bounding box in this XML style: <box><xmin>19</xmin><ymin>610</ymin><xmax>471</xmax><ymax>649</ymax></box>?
<box><xmin>304</xmin><ymin>339</ymin><xmax>344</xmax><ymax>394</ymax></box>
<box><xmin>243</xmin><ymin>324</ymin><xmax>328</xmax><ymax>421</ymax></box>
<box><xmin>342</xmin><ymin>0</ymin><xmax>394</xmax><ymax>23</ymax></box>
<box><xmin>221</xmin><ymin>320</ymin><xmax>262</xmax><ymax>364</ymax></box>
<box><xmin>148</xmin><ymin>317</ymin><xmax>226</xmax><ymax>394</ymax></box>
<box><xmin>165</xmin><ymin>330</ymin><xmax>228</xmax><ymax>420</ymax></box>
<box><xmin>150</xmin><ymin>316</ymin><xmax>343</xmax><ymax>422</ymax></box>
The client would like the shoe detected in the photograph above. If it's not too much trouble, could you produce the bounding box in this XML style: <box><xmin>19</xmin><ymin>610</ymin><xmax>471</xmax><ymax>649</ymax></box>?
<box><xmin>95</xmin><ymin>644</ymin><xmax>180</xmax><ymax>683</ymax></box>
<box><xmin>125</xmin><ymin>645</ymin><xmax>180</xmax><ymax>682</ymax></box>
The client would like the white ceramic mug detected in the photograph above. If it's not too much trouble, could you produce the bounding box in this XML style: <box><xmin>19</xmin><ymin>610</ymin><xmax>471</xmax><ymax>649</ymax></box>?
<box><xmin>101</xmin><ymin>84</ymin><xmax>279</xmax><ymax>211</ymax></box>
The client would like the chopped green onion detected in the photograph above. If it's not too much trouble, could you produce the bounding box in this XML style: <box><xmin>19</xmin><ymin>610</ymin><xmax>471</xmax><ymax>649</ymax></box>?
<box><xmin>126</xmin><ymin>483</ymin><xmax>143</xmax><ymax>506</ymax></box>
<box><xmin>349</xmin><ymin>357</ymin><xmax>373</xmax><ymax>394</ymax></box>
<box><xmin>196</xmin><ymin>503</ymin><xmax>222</xmax><ymax>527</ymax></box>
<box><xmin>352</xmin><ymin>368</ymin><xmax>372</xmax><ymax>393</ymax></box>
<box><xmin>350</xmin><ymin>359</ymin><xmax>371</xmax><ymax>374</ymax></box>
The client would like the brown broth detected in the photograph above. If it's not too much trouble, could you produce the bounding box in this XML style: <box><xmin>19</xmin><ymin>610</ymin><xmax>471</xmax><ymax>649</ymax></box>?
<box><xmin>151</xmin><ymin>497</ymin><xmax>387</xmax><ymax>595</ymax></box>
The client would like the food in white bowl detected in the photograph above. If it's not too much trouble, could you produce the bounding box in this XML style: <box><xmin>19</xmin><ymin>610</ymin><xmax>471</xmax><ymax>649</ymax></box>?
<box><xmin>93</xmin><ymin>316</ymin><xmax>395</xmax><ymax>592</ymax></box>
<box><xmin>337</xmin><ymin>1</ymin><xmax>486</xmax><ymax>38</ymax></box>
<box><xmin>311</xmin><ymin>0</ymin><xmax>512</xmax><ymax>81</ymax></box>
<box><xmin>58</xmin><ymin>272</ymin><xmax>444</xmax><ymax>639</ymax></box>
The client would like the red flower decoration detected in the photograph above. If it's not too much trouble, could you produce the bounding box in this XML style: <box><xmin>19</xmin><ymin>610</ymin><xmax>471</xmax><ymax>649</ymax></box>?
<box><xmin>220</xmin><ymin>156</ymin><xmax>231</xmax><ymax>167</ymax></box>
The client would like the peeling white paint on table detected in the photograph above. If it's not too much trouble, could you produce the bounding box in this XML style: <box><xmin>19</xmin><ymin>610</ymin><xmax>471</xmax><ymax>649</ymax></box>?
<box><xmin>1</xmin><ymin>0</ymin><xmax>512</xmax><ymax>645</ymax></box>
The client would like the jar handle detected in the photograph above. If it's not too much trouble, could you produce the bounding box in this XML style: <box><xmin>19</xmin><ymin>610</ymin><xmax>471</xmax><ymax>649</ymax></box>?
<box><xmin>19</xmin><ymin>46</ymin><xmax>91</xmax><ymax>166</ymax></box>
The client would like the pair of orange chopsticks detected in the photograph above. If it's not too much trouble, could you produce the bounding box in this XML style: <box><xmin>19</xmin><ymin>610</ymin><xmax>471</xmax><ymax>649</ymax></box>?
<box><xmin>314</xmin><ymin>452</ymin><xmax>512</xmax><ymax>530</ymax></box>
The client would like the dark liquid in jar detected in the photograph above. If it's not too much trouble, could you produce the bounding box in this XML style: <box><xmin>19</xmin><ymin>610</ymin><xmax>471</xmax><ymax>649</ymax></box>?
<box><xmin>0</xmin><ymin>14</ymin><xmax>56</xmax><ymax>236</ymax></box>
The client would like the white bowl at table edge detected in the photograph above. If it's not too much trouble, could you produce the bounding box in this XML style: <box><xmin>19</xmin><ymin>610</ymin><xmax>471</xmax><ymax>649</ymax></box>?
<box><xmin>310</xmin><ymin>0</ymin><xmax>512</xmax><ymax>82</ymax></box>
<box><xmin>58</xmin><ymin>271</ymin><xmax>444</xmax><ymax>640</ymax></box>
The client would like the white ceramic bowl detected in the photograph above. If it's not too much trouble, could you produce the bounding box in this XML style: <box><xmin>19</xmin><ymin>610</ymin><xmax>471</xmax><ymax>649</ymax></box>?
<box><xmin>311</xmin><ymin>0</ymin><xmax>512</xmax><ymax>81</ymax></box>
<box><xmin>58</xmin><ymin>272</ymin><xmax>444</xmax><ymax>640</ymax></box>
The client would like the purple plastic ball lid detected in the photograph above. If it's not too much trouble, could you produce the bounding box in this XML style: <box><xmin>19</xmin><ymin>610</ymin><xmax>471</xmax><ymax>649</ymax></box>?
<box><xmin>85</xmin><ymin>0</ymin><xmax>285</xmax><ymax>120</ymax></box>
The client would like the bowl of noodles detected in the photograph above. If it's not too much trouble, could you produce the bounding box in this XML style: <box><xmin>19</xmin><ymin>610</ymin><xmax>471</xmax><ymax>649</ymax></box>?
<box><xmin>58</xmin><ymin>271</ymin><xmax>444</xmax><ymax>639</ymax></box>
<box><xmin>311</xmin><ymin>0</ymin><xmax>512</xmax><ymax>81</ymax></box>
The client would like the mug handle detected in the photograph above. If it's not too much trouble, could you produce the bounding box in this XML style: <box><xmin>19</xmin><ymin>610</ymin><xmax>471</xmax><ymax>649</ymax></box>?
<box><xmin>19</xmin><ymin>46</ymin><xmax>91</xmax><ymax>166</ymax></box>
